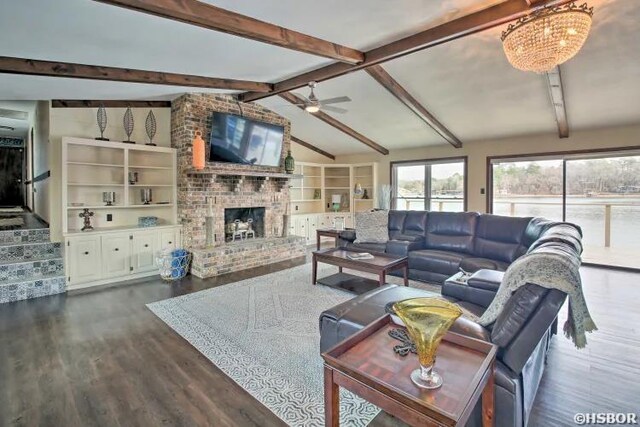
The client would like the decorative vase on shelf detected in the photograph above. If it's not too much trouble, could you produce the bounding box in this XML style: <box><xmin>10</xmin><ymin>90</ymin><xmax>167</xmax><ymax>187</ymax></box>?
<box><xmin>192</xmin><ymin>130</ymin><xmax>205</xmax><ymax>170</ymax></box>
<box><xmin>362</xmin><ymin>189</ymin><xmax>369</xmax><ymax>199</ymax></box>
<box><xmin>123</xmin><ymin>106</ymin><xmax>135</xmax><ymax>144</ymax></box>
<box><xmin>284</xmin><ymin>150</ymin><xmax>295</xmax><ymax>174</ymax></box>
<box><xmin>145</xmin><ymin>110</ymin><xmax>157</xmax><ymax>146</ymax></box>
<box><xmin>392</xmin><ymin>298</ymin><xmax>462</xmax><ymax>389</ymax></box>
<box><xmin>95</xmin><ymin>104</ymin><xmax>109</xmax><ymax>141</ymax></box>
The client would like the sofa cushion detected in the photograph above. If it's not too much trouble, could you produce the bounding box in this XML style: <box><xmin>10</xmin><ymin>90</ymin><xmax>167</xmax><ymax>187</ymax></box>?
<box><xmin>385</xmin><ymin>239</ymin><xmax>423</xmax><ymax>257</ymax></box>
<box><xmin>460</xmin><ymin>257</ymin><xmax>509</xmax><ymax>273</ymax></box>
<box><xmin>403</xmin><ymin>211</ymin><xmax>428</xmax><ymax>237</ymax></box>
<box><xmin>354</xmin><ymin>210</ymin><xmax>389</xmax><ymax>243</ymax></box>
<box><xmin>491</xmin><ymin>284</ymin><xmax>549</xmax><ymax>347</ymax></box>
<box><xmin>388</xmin><ymin>210</ymin><xmax>408</xmax><ymax>240</ymax></box>
<box><xmin>409</xmin><ymin>249</ymin><xmax>470</xmax><ymax>276</ymax></box>
<box><xmin>425</xmin><ymin>211</ymin><xmax>478</xmax><ymax>254</ymax></box>
<box><xmin>473</xmin><ymin>215</ymin><xmax>532</xmax><ymax>263</ymax></box>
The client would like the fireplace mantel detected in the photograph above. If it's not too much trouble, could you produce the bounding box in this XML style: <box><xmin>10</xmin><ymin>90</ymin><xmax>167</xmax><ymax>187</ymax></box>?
<box><xmin>185</xmin><ymin>168</ymin><xmax>302</xmax><ymax>180</ymax></box>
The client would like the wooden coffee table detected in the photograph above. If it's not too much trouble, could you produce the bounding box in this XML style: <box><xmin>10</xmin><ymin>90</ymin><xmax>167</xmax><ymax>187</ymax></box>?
<box><xmin>312</xmin><ymin>247</ymin><xmax>408</xmax><ymax>293</ymax></box>
<box><xmin>322</xmin><ymin>315</ymin><xmax>497</xmax><ymax>427</ymax></box>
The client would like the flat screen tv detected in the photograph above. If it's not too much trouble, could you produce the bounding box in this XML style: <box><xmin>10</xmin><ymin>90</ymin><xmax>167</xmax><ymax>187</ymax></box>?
<box><xmin>209</xmin><ymin>112</ymin><xmax>284</xmax><ymax>167</ymax></box>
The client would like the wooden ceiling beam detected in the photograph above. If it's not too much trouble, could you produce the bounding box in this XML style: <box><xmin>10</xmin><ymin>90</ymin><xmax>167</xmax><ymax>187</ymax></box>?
<box><xmin>92</xmin><ymin>0</ymin><xmax>364</xmax><ymax>64</ymax></box>
<box><xmin>52</xmin><ymin>100</ymin><xmax>171</xmax><ymax>108</ymax></box>
<box><xmin>545</xmin><ymin>66</ymin><xmax>569</xmax><ymax>138</ymax></box>
<box><xmin>365</xmin><ymin>65</ymin><xmax>462</xmax><ymax>148</ymax></box>
<box><xmin>291</xmin><ymin>136</ymin><xmax>335</xmax><ymax>160</ymax></box>
<box><xmin>239</xmin><ymin>0</ymin><xmax>574</xmax><ymax>102</ymax></box>
<box><xmin>279</xmin><ymin>92</ymin><xmax>389</xmax><ymax>155</ymax></box>
<box><xmin>0</xmin><ymin>56</ymin><xmax>272</xmax><ymax>92</ymax></box>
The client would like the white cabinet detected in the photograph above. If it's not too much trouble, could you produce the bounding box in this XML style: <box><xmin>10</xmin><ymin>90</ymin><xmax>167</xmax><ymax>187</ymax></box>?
<box><xmin>160</xmin><ymin>229</ymin><xmax>180</xmax><ymax>251</ymax></box>
<box><xmin>101</xmin><ymin>233</ymin><xmax>131</xmax><ymax>278</ymax></box>
<box><xmin>67</xmin><ymin>235</ymin><xmax>102</xmax><ymax>285</ymax></box>
<box><xmin>132</xmin><ymin>231</ymin><xmax>157</xmax><ymax>273</ymax></box>
<box><xmin>65</xmin><ymin>225</ymin><xmax>182</xmax><ymax>289</ymax></box>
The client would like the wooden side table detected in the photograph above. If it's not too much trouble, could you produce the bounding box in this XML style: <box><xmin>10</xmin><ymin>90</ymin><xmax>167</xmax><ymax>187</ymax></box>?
<box><xmin>316</xmin><ymin>228</ymin><xmax>345</xmax><ymax>250</ymax></box>
<box><xmin>322</xmin><ymin>315</ymin><xmax>497</xmax><ymax>427</ymax></box>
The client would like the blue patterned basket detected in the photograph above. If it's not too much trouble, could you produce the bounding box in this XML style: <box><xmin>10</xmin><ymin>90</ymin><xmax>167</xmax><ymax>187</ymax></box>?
<box><xmin>155</xmin><ymin>248</ymin><xmax>191</xmax><ymax>281</ymax></box>
<box><xmin>138</xmin><ymin>216</ymin><xmax>159</xmax><ymax>227</ymax></box>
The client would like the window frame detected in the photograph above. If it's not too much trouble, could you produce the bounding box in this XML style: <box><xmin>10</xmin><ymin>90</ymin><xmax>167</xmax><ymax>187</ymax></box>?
<box><xmin>390</xmin><ymin>156</ymin><xmax>468</xmax><ymax>212</ymax></box>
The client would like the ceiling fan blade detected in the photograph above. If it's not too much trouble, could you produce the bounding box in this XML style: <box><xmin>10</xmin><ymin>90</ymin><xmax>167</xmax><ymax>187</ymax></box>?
<box><xmin>271</xmin><ymin>103</ymin><xmax>307</xmax><ymax>107</ymax></box>
<box><xmin>322</xmin><ymin>105</ymin><xmax>348</xmax><ymax>114</ymax></box>
<box><xmin>320</xmin><ymin>96</ymin><xmax>351</xmax><ymax>105</ymax></box>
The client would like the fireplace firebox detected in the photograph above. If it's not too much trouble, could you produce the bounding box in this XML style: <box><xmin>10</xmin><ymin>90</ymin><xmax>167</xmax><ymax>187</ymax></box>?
<box><xmin>224</xmin><ymin>207</ymin><xmax>265</xmax><ymax>242</ymax></box>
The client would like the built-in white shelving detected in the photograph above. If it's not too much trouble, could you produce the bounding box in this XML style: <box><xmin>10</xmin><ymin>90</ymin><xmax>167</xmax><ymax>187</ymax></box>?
<box><xmin>61</xmin><ymin>137</ymin><xmax>178</xmax><ymax>234</ymax></box>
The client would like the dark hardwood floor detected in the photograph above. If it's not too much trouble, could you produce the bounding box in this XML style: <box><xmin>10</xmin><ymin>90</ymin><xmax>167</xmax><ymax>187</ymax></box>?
<box><xmin>1</xmin><ymin>250</ymin><xmax>639</xmax><ymax>426</ymax></box>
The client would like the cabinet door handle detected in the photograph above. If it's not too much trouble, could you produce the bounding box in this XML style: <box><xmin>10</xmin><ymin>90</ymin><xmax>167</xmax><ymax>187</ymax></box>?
<box><xmin>144</xmin><ymin>244</ymin><xmax>149</xmax><ymax>248</ymax></box>
<box><xmin>114</xmin><ymin>248</ymin><xmax>119</xmax><ymax>251</ymax></box>
<box><xmin>84</xmin><ymin>251</ymin><xmax>89</xmax><ymax>255</ymax></box>
<box><xmin>168</xmin><ymin>241</ymin><xmax>172</xmax><ymax>244</ymax></box>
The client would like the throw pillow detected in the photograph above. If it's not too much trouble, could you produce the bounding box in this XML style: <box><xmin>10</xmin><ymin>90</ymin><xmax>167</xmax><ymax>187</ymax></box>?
<box><xmin>354</xmin><ymin>210</ymin><xmax>389</xmax><ymax>244</ymax></box>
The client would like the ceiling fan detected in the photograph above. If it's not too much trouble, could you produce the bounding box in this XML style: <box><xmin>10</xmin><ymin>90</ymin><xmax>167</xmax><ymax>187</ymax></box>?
<box><xmin>283</xmin><ymin>82</ymin><xmax>351</xmax><ymax>114</ymax></box>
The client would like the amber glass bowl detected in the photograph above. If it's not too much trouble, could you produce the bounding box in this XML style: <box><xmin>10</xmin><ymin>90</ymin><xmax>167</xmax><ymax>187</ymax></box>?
<box><xmin>393</xmin><ymin>298</ymin><xmax>463</xmax><ymax>389</ymax></box>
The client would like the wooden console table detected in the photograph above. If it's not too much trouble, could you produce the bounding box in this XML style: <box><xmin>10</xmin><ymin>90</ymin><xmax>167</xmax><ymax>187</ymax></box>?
<box><xmin>322</xmin><ymin>315</ymin><xmax>497</xmax><ymax>427</ymax></box>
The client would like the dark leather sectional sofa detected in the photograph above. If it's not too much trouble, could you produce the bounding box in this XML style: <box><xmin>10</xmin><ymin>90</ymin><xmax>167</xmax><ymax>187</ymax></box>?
<box><xmin>339</xmin><ymin>210</ymin><xmax>553</xmax><ymax>283</ymax></box>
<box><xmin>321</xmin><ymin>210</ymin><xmax>583</xmax><ymax>427</ymax></box>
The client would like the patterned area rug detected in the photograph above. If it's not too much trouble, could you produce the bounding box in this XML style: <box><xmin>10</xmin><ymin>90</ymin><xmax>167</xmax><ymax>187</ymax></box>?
<box><xmin>148</xmin><ymin>263</ymin><xmax>441</xmax><ymax>426</ymax></box>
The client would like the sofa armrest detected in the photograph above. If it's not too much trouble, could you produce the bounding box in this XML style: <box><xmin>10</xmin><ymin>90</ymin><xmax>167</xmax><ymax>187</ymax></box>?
<box><xmin>337</xmin><ymin>229</ymin><xmax>356</xmax><ymax>247</ymax></box>
<box><xmin>467</xmin><ymin>269</ymin><xmax>504</xmax><ymax>292</ymax></box>
<box><xmin>385</xmin><ymin>239</ymin><xmax>424</xmax><ymax>257</ymax></box>
<box><xmin>450</xmin><ymin>317</ymin><xmax>491</xmax><ymax>342</ymax></box>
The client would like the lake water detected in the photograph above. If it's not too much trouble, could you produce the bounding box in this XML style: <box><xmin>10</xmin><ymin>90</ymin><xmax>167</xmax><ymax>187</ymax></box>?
<box><xmin>400</xmin><ymin>196</ymin><xmax>640</xmax><ymax>250</ymax></box>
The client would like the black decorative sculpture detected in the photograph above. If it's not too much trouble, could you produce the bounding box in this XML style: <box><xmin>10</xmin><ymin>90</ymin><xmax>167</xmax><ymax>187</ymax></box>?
<box><xmin>388</xmin><ymin>328</ymin><xmax>417</xmax><ymax>356</ymax></box>
<box><xmin>145</xmin><ymin>110</ymin><xmax>157</xmax><ymax>146</ymax></box>
<box><xmin>123</xmin><ymin>106</ymin><xmax>135</xmax><ymax>144</ymax></box>
<box><xmin>79</xmin><ymin>209</ymin><xmax>95</xmax><ymax>232</ymax></box>
<box><xmin>95</xmin><ymin>104</ymin><xmax>109</xmax><ymax>141</ymax></box>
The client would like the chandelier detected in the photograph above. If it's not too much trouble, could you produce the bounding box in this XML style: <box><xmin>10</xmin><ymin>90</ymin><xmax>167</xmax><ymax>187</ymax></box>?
<box><xmin>501</xmin><ymin>2</ymin><xmax>594</xmax><ymax>73</ymax></box>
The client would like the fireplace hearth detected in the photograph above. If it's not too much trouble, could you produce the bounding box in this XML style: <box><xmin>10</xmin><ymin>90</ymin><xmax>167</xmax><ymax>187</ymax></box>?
<box><xmin>224</xmin><ymin>207</ymin><xmax>265</xmax><ymax>242</ymax></box>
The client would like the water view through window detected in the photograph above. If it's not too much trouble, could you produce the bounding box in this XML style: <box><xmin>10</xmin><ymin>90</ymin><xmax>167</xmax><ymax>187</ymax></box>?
<box><xmin>492</xmin><ymin>154</ymin><xmax>640</xmax><ymax>269</ymax></box>
<box><xmin>392</xmin><ymin>160</ymin><xmax>465</xmax><ymax>212</ymax></box>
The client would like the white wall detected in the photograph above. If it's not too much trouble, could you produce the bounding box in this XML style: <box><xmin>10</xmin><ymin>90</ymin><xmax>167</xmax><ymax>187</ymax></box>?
<box><xmin>48</xmin><ymin>107</ymin><xmax>171</xmax><ymax>241</ymax></box>
<box><xmin>291</xmin><ymin>142</ymin><xmax>335</xmax><ymax>164</ymax></box>
<box><xmin>335</xmin><ymin>124</ymin><xmax>640</xmax><ymax>213</ymax></box>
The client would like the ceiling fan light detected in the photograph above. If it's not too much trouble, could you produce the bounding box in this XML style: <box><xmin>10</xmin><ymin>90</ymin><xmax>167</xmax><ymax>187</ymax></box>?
<box><xmin>501</xmin><ymin>2</ymin><xmax>593</xmax><ymax>73</ymax></box>
<box><xmin>305</xmin><ymin>105</ymin><xmax>320</xmax><ymax>113</ymax></box>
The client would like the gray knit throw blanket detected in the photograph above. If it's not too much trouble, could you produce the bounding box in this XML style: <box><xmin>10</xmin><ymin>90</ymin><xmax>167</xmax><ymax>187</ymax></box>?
<box><xmin>478</xmin><ymin>227</ymin><xmax>597</xmax><ymax>349</ymax></box>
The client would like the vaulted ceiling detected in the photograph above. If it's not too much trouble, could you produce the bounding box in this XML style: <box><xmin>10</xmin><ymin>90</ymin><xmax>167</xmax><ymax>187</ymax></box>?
<box><xmin>0</xmin><ymin>0</ymin><xmax>637</xmax><ymax>155</ymax></box>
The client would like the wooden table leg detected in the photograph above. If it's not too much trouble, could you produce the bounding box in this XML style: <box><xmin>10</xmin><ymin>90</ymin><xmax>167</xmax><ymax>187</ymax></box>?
<box><xmin>338</xmin><ymin>266</ymin><xmax>343</xmax><ymax>273</ymax></box>
<box><xmin>324</xmin><ymin>365</ymin><xmax>339</xmax><ymax>427</ymax></box>
<box><xmin>317</xmin><ymin>232</ymin><xmax>321</xmax><ymax>250</ymax></box>
<box><xmin>379</xmin><ymin>271</ymin><xmax>386</xmax><ymax>287</ymax></box>
<box><xmin>312</xmin><ymin>254</ymin><xmax>318</xmax><ymax>285</ymax></box>
<box><xmin>403</xmin><ymin>264</ymin><xmax>409</xmax><ymax>286</ymax></box>
<box><xmin>482</xmin><ymin>362</ymin><xmax>495</xmax><ymax>427</ymax></box>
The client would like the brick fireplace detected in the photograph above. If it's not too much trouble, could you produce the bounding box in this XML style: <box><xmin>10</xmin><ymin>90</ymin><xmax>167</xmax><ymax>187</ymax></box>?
<box><xmin>171</xmin><ymin>94</ymin><xmax>306</xmax><ymax>278</ymax></box>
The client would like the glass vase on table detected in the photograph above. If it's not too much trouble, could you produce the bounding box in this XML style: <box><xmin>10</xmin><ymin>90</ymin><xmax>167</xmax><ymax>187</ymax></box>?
<box><xmin>393</xmin><ymin>298</ymin><xmax>462</xmax><ymax>389</ymax></box>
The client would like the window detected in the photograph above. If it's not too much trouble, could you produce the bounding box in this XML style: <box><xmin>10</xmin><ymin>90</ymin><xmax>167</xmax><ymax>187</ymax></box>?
<box><xmin>489</xmin><ymin>151</ymin><xmax>640</xmax><ymax>269</ymax></box>
<box><xmin>391</xmin><ymin>158</ymin><xmax>466</xmax><ymax>212</ymax></box>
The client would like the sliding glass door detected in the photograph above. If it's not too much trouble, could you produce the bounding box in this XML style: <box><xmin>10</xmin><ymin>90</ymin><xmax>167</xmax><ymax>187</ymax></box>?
<box><xmin>392</xmin><ymin>158</ymin><xmax>466</xmax><ymax>212</ymax></box>
<box><xmin>490</xmin><ymin>152</ymin><xmax>640</xmax><ymax>269</ymax></box>
<box><xmin>492</xmin><ymin>158</ymin><xmax>564</xmax><ymax>221</ymax></box>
